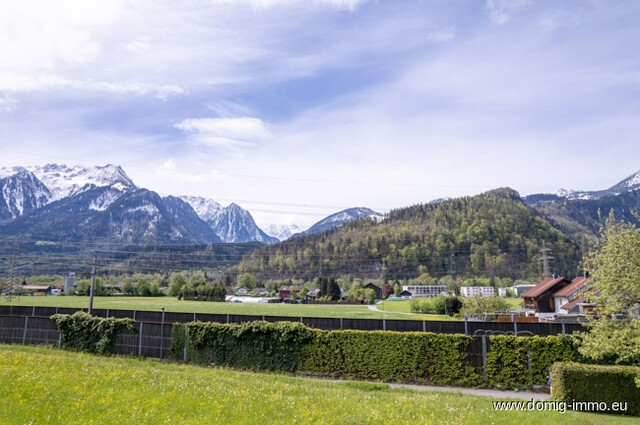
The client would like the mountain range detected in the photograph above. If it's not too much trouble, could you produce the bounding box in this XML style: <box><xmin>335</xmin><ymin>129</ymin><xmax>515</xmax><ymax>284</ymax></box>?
<box><xmin>0</xmin><ymin>164</ymin><xmax>379</xmax><ymax>245</ymax></box>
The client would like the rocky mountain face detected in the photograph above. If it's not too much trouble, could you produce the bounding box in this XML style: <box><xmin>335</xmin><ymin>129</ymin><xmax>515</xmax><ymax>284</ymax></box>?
<box><xmin>0</xmin><ymin>169</ymin><xmax>52</xmax><ymax>222</ymax></box>
<box><xmin>207</xmin><ymin>203</ymin><xmax>278</xmax><ymax>244</ymax></box>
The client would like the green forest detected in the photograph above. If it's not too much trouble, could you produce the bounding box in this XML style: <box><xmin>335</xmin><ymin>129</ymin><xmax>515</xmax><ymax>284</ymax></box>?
<box><xmin>235</xmin><ymin>188</ymin><xmax>582</xmax><ymax>281</ymax></box>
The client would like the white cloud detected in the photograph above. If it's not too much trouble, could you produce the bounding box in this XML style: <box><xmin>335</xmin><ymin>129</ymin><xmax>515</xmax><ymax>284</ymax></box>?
<box><xmin>210</xmin><ymin>0</ymin><xmax>368</xmax><ymax>10</ymax></box>
<box><xmin>0</xmin><ymin>94</ymin><xmax>18</xmax><ymax>112</ymax></box>
<box><xmin>175</xmin><ymin>117</ymin><xmax>272</xmax><ymax>147</ymax></box>
<box><xmin>486</xmin><ymin>0</ymin><xmax>533</xmax><ymax>24</ymax></box>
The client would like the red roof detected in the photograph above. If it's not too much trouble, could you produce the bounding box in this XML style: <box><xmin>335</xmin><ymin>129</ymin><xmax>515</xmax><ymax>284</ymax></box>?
<box><xmin>560</xmin><ymin>295</ymin><xmax>588</xmax><ymax>311</ymax></box>
<box><xmin>522</xmin><ymin>277</ymin><xmax>569</xmax><ymax>298</ymax></box>
<box><xmin>553</xmin><ymin>276</ymin><xmax>591</xmax><ymax>297</ymax></box>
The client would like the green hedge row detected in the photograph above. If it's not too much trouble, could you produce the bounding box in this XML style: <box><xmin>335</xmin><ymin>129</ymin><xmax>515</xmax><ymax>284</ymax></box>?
<box><xmin>172</xmin><ymin>321</ymin><xmax>314</xmax><ymax>372</ymax></box>
<box><xmin>298</xmin><ymin>330</ymin><xmax>482</xmax><ymax>386</ymax></box>
<box><xmin>552</xmin><ymin>362</ymin><xmax>640</xmax><ymax>416</ymax></box>
<box><xmin>170</xmin><ymin>321</ymin><xmax>582</xmax><ymax>389</ymax></box>
<box><xmin>485</xmin><ymin>335</ymin><xmax>580</xmax><ymax>389</ymax></box>
<box><xmin>51</xmin><ymin>312</ymin><xmax>137</xmax><ymax>355</ymax></box>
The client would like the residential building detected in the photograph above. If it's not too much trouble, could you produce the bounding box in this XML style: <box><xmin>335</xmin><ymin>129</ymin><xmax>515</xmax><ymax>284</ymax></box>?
<box><xmin>461</xmin><ymin>286</ymin><xmax>495</xmax><ymax>298</ymax></box>
<box><xmin>402</xmin><ymin>285</ymin><xmax>448</xmax><ymax>298</ymax></box>
<box><xmin>363</xmin><ymin>283</ymin><xmax>382</xmax><ymax>300</ymax></box>
<box><xmin>553</xmin><ymin>276</ymin><xmax>592</xmax><ymax>313</ymax></box>
<box><xmin>522</xmin><ymin>277</ymin><xmax>571</xmax><ymax>313</ymax></box>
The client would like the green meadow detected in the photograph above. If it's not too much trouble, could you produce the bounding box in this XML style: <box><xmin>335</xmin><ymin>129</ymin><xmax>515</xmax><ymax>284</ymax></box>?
<box><xmin>0</xmin><ymin>345</ymin><xmax>633</xmax><ymax>425</ymax></box>
<box><xmin>0</xmin><ymin>296</ymin><xmax>450</xmax><ymax>320</ymax></box>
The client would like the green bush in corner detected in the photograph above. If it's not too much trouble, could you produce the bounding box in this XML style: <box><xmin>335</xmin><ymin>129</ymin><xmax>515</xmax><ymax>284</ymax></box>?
<box><xmin>485</xmin><ymin>335</ymin><xmax>580</xmax><ymax>389</ymax></box>
<box><xmin>51</xmin><ymin>311</ymin><xmax>137</xmax><ymax>355</ymax></box>
<box><xmin>552</xmin><ymin>362</ymin><xmax>640</xmax><ymax>416</ymax></box>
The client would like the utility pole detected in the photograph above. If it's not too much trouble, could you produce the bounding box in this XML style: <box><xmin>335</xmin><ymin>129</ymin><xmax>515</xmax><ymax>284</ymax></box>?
<box><xmin>7</xmin><ymin>241</ymin><xmax>19</xmax><ymax>302</ymax></box>
<box><xmin>88</xmin><ymin>251</ymin><xmax>97</xmax><ymax>315</ymax></box>
<box><xmin>539</xmin><ymin>241</ymin><xmax>553</xmax><ymax>278</ymax></box>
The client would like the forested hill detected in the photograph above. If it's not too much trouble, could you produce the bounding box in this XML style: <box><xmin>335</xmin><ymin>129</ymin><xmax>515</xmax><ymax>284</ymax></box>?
<box><xmin>235</xmin><ymin>188</ymin><xmax>581</xmax><ymax>281</ymax></box>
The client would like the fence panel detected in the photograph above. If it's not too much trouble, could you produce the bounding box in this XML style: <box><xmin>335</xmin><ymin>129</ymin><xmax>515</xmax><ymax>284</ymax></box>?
<box><xmin>301</xmin><ymin>317</ymin><xmax>342</xmax><ymax>330</ymax></box>
<box><xmin>24</xmin><ymin>317</ymin><xmax>60</xmax><ymax>346</ymax></box>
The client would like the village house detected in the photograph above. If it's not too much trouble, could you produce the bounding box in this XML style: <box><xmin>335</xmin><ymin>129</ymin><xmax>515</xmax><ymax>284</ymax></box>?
<box><xmin>522</xmin><ymin>277</ymin><xmax>571</xmax><ymax>313</ymax></box>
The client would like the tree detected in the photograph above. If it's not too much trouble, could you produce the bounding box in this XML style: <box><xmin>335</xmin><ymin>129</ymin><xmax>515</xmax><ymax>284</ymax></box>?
<box><xmin>579</xmin><ymin>214</ymin><xmax>640</xmax><ymax>365</ymax></box>
<box><xmin>168</xmin><ymin>273</ymin><xmax>187</xmax><ymax>297</ymax></box>
<box><xmin>393</xmin><ymin>282</ymin><xmax>402</xmax><ymax>297</ymax></box>
<box><xmin>381</xmin><ymin>283</ymin><xmax>394</xmax><ymax>299</ymax></box>
<box><xmin>329</xmin><ymin>278</ymin><xmax>341</xmax><ymax>301</ymax></box>
<box><xmin>444</xmin><ymin>296</ymin><xmax>463</xmax><ymax>316</ymax></box>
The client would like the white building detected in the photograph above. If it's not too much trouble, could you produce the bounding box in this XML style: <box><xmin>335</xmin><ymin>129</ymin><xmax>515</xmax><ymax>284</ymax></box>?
<box><xmin>460</xmin><ymin>286</ymin><xmax>495</xmax><ymax>298</ymax></box>
<box><xmin>402</xmin><ymin>285</ymin><xmax>448</xmax><ymax>298</ymax></box>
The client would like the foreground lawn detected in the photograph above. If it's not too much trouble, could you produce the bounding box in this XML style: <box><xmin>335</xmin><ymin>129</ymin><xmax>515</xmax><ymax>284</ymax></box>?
<box><xmin>0</xmin><ymin>345</ymin><xmax>632</xmax><ymax>425</ymax></box>
<box><xmin>0</xmin><ymin>296</ymin><xmax>441</xmax><ymax>320</ymax></box>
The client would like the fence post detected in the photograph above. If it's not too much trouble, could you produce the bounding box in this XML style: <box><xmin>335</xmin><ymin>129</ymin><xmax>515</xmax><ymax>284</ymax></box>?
<box><xmin>57</xmin><ymin>330</ymin><xmax>62</xmax><ymax>349</ymax></box>
<box><xmin>464</xmin><ymin>315</ymin><xmax>468</xmax><ymax>335</ymax></box>
<box><xmin>299</xmin><ymin>317</ymin><xmax>303</xmax><ymax>324</ymax></box>
<box><xmin>382</xmin><ymin>319</ymin><xmax>386</xmax><ymax>331</ymax></box>
<box><xmin>160</xmin><ymin>308</ymin><xmax>165</xmax><ymax>360</ymax></box>
<box><xmin>32</xmin><ymin>306</ymin><xmax>36</xmax><ymax>317</ymax></box>
<box><xmin>561</xmin><ymin>323</ymin><xmax>566</xmax><ymax>335</ymax></box>
<box><xmin>481</xmin><ymin>336</ymin><xmax>488</xmax><ymax>383</ymax></box>
<box><xmin>106</xmin><ymin>309</ymin><xmax>110</xmax><ymax>318</ymax></box>
<box><xmin>133</xmin><ymin>310</ymin><xmax>136</xmax><ymax>321</ymax></box>
<box><xmin>55</xmin><ymin>307</ymin><xmax>59</xmax><ymax>315</ymax></box>
<box><xmin>513</xmin><ymin>320</ymin><xmax>518</xmax><ymax>335</ymax></box>
<box><xmin>226</xmin><ymin>314</ymin><xmax>230</xmax><ymax>324</ymax></box>
<box><xmin>422</xmin><ymin>321</ymin><xmax>426</xmax><ymax>332</ymax></box>
<box><xmin>138</xmin><ymin>322</ymin><xmax>144</xmax><ymax>356</ymax></box>
<box><xmin>183</xmin><ymin>326</ymin><xmax>188</xmax><ymax>362</ymax></box>
<box><xmin>193</xmin><ymin>313</ymin><xmax>197</xmax><ymax>322</ymax></box>
<box><xmin>340</xmin><ymin>318</ymin><xmax>343</xmax><ymax>330</ymax></box>
<box><xmin>22</xmin><ymin>316</ymin><xmax>29</xmax><ymax>345</ymax></box>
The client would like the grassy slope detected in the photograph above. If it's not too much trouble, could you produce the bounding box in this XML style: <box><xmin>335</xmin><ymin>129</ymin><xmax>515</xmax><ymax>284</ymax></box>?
<box><xmin>0</xmin><ymin>345</ymin><xmax>632</xmax><ymax>425</ymax></box>
<box><xmin>0</xmin><ymin>296</ymin><xmax>448</xmax><ymax>320</ymax></box>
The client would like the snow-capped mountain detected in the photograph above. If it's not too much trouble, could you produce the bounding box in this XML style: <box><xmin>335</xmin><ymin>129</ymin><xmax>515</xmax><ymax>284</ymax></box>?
<box><xmin>208</xmin><ymin>203</ymin><xmax>278</xmax><ymax>244</ymax></box>
<box><xmin>292</xmin><ymin>207</ymin><xmax>383</xmax><ymax>238</ymax></box>
<box><xmin>0</xmin><ymin>169</ymin><xmax>51</xmax><ymax>222</ymax></box>
<box><xmin>163</xmin><ymin>196</ymin><xmax>221</xmax><ymax>243</ymax></box>
<box><xmin>0</xmin><ymin>164</ymin><xmax>278</xmax><ymax>245</ymax></box>
<box><xmin>263</xmin><ymin>223</ymin><xmax>301</xmax><ymax>241</ymax></box>
<box><xmin>179</xmin><ymin>196</ymin><xmax>223</xmax><ymax>222</ymax></box>
<box><xmin>2</xmin><ymin>163</ymin><xmax>138</xmax><ymax>201</ymax></box>
<box><xmin>555</xmin><ymin>169</ymin><xmax>640</xmax><ymax>201</ymax></box>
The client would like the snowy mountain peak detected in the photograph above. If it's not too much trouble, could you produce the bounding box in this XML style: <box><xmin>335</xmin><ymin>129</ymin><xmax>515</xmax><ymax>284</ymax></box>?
<box><xmin>0</xmin><ymin>169</ymin><xmax>52</xmax><ymax>221</ymax></box>
<box><xmin>209</xmin><ymin>203</ymin><xmax>278</xmax><ymax>244</ymax></box>
<box><xmin>27</xmin><ymin>163</ymin><xmax>137</xmax><ymax>200</ymax></box>
<box><xmin>179</xmin><ymin>196</ymin><xmax>222</xmax><ymax>222</ymax></box>
<box><xmin>555</xmin><ymin>169</ymin><xmax>640</xmax><ymax>201</ymax></box>
<box><xmin>293</xmin><ymin>207</ymin><xmax>382</xmax><ymax>238</ymax></box>
<box><xmin>264</xmin><ymin>223</ymin><xmax>302</xmax><ymax>241</ymax></box>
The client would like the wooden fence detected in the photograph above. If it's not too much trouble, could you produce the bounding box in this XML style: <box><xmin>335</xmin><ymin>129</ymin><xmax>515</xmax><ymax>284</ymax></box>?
<box><xmin>0</xmin><ymin>305</ymin><xmax>584</xmax><ymax>336</ymax></box>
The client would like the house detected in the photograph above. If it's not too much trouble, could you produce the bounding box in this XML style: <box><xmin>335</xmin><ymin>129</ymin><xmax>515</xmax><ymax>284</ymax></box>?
<box><xmin>363</xmin><ymin>283</ymin><xmax>382</xmax><ymax>300</ymax></box>
<box><xmin>553</xmin><ymin>276</ymin><xmax>592</xmax><ymax>313</ymax></box>
<box><xmin>522</xmin><ymin>277</ymin><xmax>571</xmax><ymax>313</ymax></box>
<box><xmin>399</xmin><ymin>290</ymin><xmax>412</xmax><ymax>298</ymax></box>
<box><xmin>278</xmin><ymin>285</ymin><xmax>302</xmax><ymax>300</ymax></box>
<box><xmin>252</xmin><ymin>287</ymin><xmax>269</xmax><ymax>296</ymax></box>
<box><xmin>235</xmin><ymin>287</ymin><xmax>249</xmax><ymax>296</ymax></box>
<box><xmin>460</xmin><ymin>286</ymin><xmax>495</xmax><ymax>298</ymax></box>
<box><xmin>306</xmin><ymin>288</ymin><xmax>320</xmax><ymax>301</ymax></box>
<box><xmin>402</xmin><ymin>285</ymin><xmax>448</xmax><ymax>298</ymax></box>
<box><xmin>20</xmin><ymin>285</ymin><xmax>51</xmax><ymax>296</ymax></box>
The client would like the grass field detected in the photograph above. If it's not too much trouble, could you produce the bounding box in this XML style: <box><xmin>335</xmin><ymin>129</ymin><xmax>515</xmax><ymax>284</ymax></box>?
<box><xmin>0</xmin><ymin>345</ymin><xmax>632</xmax><ymax>425</ymax></box>
<box><xmin>0</xmin><ymin>296</ymin><xmax>448</xmax><ymax>320</ymax></box>
<box><xmin>378</xmin><ymin>298</ymin><xmax>524</xmax><ymax>314</ymax></box>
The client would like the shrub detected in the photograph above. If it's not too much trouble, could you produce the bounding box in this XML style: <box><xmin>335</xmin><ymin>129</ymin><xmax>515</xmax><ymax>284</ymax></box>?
<box><xmin>51</xmin><ymin>312</ymin><xmax>137</xmax><ymax>355</ymax></box>
<box><xmin>298</xmin><ymin>330</ymin><xmax>482</xmax><ymax>386</ymax></box>
<box><xmin>176</xmin><ymin>320</ymin><xmax>315</xmax><ymax>372</ymax></box>
<box><xmin>552</xmin><ymin>362</ymin><xmax>640</xmax><ymax>416</ymax></box>
<box><xmin>485</xmin><ymin>335</ymin><xmax>580</xmax><ymax>389</ymax></box>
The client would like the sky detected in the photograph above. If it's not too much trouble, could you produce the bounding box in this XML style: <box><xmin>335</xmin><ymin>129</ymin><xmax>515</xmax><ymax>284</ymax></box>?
<box><xmin>1</xmin><ymin>0</ymin><xmax>640</xmax><ymax>231</ymax></box>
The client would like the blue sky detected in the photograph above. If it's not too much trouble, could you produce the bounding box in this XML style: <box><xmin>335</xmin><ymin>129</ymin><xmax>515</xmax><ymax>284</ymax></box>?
<box><xmin>1</xmin><ymin>0</ymin><xmax>640</xmax><ymax>229</ymax></box>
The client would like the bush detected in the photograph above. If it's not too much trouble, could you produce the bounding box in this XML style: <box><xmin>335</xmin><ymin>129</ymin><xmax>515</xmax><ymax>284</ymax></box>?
<box><xmin>552</xmin><ymin>362</ymin><xmax>640</xmax><ymax>416</ymax></box>
<box><xmin>51</xmin><ymin>312</ymin><xmax>137</xmax><ymax>355</ymax></box>
<box><xmin>485</xmin><ymin>335</ymin><xmax>580</xmax><ymax>389</ymax></box>
<box><xmin>175</xmin><ymin>320</ymin><xmax>315</xmax><ymax>372</ymax></box>
<box><xmin>298</xmin><ymin>330</ymin><xmax>482</xmax><ymax>386</ymax></box>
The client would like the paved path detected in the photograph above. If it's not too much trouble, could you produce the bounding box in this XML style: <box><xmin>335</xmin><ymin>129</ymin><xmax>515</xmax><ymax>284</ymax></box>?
<box><xmin>387</xmin><ymin>383</ymin><xmax>549</xmax><ymax>401</ymax></box>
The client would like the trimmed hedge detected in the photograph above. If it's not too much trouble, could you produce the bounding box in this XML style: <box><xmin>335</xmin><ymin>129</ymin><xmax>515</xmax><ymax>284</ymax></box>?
<box><xmin>298</xmin><ymin>330</ymin><xmax>482</xmax><ymax>386</ymax></box>
<box><xmin>174</xmin><ymin>320</ymin><xmax>315</xmax><ymax>372</ymax></box>
<box><xmin>51</xmin><ymin>312</ymin><xmax>137</xmax><ymax>355</ymax></box>
<box><xmin>552</xmin><ymin>362</ymin><xmax>640</xmax><ymax>416</ymax></box>
<box><xmin>485</xmin><ymin>335</ymin><xmax>579</xmax><ymax>389</ymax></box>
